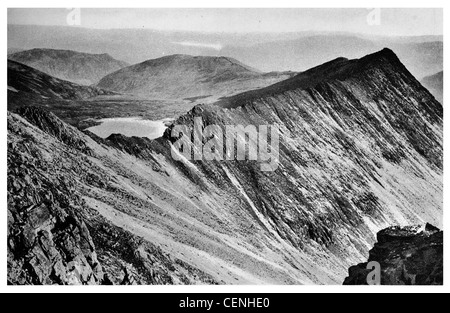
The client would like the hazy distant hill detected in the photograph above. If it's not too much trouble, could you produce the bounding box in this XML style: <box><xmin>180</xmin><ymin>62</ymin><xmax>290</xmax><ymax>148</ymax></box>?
<box><xmin>7</xmin><ymin>47</ymin><xmax>23</xmax><ymax>55</ymax></box>
<box><xmin>8</xmin><ymin>48</ymin><xmax>129</xmax><ymax>85</ymax></box>
<box><xmin>97</xmin><ymin>54</ymin><xmax>295</xmax><ymax>100</ymax></box>
<box><xmin>421</xmin><ymin>71</ymin><xmax>443</xmax><ymax>103</ymax></box>
<box><xmin>221</xmin><ymin>36</ymin><xmax>443</xmax><ymax>79</ymax></box>
<box><xmin>8</xmin><ymin>25</ymin><xmax>443</xmax><ymax>80</ymax></box>
<box><xmin>8</xmin><ymin>60</ymin><xmax>112</xmax><ymax>101</ymax></box>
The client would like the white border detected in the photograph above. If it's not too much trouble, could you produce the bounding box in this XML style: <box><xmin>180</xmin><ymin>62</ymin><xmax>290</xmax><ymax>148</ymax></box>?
<box><xmin>3</xmin><ymin>1</ymin><xmax>450</xmax><ymax>8</ymax></box>
<box><xmin>2</xmin><ymin>1</ymin><xmax>449</xmax><ymax>294</ymax></box>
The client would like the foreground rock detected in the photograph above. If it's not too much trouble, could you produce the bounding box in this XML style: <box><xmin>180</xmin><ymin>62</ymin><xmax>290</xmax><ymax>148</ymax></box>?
<box><xmin>7</xmin><ymin>109</ymin><xmax>218</xmax><ymax>285</ymax></box>
<box><xmin>343</xmin><ymin>224</ymin><xmax>443</xmax><ymax>285</ymax></box>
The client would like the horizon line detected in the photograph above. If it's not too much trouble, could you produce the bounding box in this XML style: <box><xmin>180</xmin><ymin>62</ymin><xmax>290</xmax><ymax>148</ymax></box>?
<box><xmin>7</xmin><ymin>23</ymin><xmax>444</xmax><ymax>38</ymax></box>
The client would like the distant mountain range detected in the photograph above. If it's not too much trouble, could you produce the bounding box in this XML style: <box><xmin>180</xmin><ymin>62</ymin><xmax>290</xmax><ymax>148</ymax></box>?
<box><xmin>8</xmin><ymin>25</ymin><xmax>443</xmax><ymax>80</ymax></box>
<box><xmin>421</xmin><ymin>71</ymin><xmax>443</xmax><ymax>103</ymax></box>
<box><xmin>97</xmin><ymin>54</ymin><xmax>296</xmax><ymax>100</ymax></box>
<box><xmin>7</xmin><ymin>47</ymin><xmax>23</xmax><ymax>55</ymax></box>
<box><xmin>221</xmin><ymin>36</ymin><xmax>443</xmax><ymax>80</ymax></box>
<box><xmin>8</xmin><ymin>48</ymin><xmax>129</xmax><ymax>85</ymax></box>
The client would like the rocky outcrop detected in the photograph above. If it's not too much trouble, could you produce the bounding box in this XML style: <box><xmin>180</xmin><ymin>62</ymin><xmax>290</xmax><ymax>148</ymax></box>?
<box><xmin>7</xmin><ymin>110</ymin><xmax>218</xmax><ymax>285</ymax></box>
<box><xmin>16</xmin><ymin>106</ymin><xmax>94</xmax><ymax>156</ymax></box>
<box><xmin>343</xmin><ymin>224</ymin><xmax>443</xmax><ymax>285</ymax></box>
<box><xmin>7</xmin><ymin>113</ymin><xmax>103</xmax><ymax>284</ymax></box>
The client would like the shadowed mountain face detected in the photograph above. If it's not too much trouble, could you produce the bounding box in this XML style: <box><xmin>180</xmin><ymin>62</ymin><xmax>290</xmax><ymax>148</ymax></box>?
<box><xmin>421</xmin><ymin>71</ymin><xmax>443</xmax><ymax>104</ymax></box>
<box><xmin>7</xmin><ymin>60</ymin><xmax>112</xmax><ymax>101</ymax></box>
<box><xmin>8</xmin><ymin>48</ymin><xmax>129</xmax><ymax>85</ymax></box>
<box><xmin>7</xmin><ymin>49</ymin><xmax>443</xmax><ymax>285</ymax></box>
<box><xmin>97</xmin><ymin>54</ymin><xmax>295</xmax><ymax>101</ymax></box>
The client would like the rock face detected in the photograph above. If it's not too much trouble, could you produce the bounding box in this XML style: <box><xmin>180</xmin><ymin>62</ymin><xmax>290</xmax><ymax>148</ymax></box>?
<box><xmin>7</xmin><ymin>60</ymin><xmax>112</xmax><ymax>101</ymax></box>
<box><xmin>97</xmin><ymin>54</ymin><xmax>295</xmax><ymax>100</ymax></box>
<box><xmin>343</xmin><ymin>224</ymin><xmax>443</xmax><ymax>285</ymax></box>
<box><xmin>7</xmin><ymin>108</ymin><xmax>218</xmax><ymax>285</ymax></box>
<box><xmin>8</xmin><ymin>48</ymin><xmax>129</xmax><ymax>85</ymax></box>
<box><xmin>7</xmin><ymin>48</ymin><xmax>443</xmax><ymax>285</ymax></box>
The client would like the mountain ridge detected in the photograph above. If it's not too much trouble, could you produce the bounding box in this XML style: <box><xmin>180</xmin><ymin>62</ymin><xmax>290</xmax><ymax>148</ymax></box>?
<box><xmin>7</xmin><ymin>49</ymin><xmax>443</xmax><ymax>285</ymax></box>
<box><xmin>138</xmin><ymin>54</ymin><xmax>261</xmax><ymax>73</ymax></box>
<box><xmin>218</xmin><ymin>48</ymin><xmax>415</xmax><ymax>108</ymax></box>
<box><xmin>7</xmin><ymin>60</ymin><xmax>113</xmax><ymax>101</ymax></box>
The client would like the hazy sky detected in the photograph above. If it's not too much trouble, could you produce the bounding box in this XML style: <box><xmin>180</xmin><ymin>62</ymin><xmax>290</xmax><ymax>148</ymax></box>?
<box><xmin>8</xmin><ymin>8</ymin><xmax>443</xmax><ymax>36</ymax></box>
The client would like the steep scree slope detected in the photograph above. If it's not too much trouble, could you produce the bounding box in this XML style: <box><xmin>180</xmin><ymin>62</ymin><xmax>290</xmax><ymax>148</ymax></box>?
<box><xmin>7</xmin><ymin>107</ymin><xmax>218</xmax><ymax>285</ymax></box>
<box><xmin>161</xmin><ymin>48</ymin><xmax>442</xmax><ymax>280</ymax></box>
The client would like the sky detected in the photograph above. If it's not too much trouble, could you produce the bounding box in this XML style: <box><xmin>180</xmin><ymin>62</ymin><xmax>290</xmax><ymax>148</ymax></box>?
<box><xmin>8</xmin><ymin>8</ymin><xmax>443</xmax><ymax>36</ymax></box>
